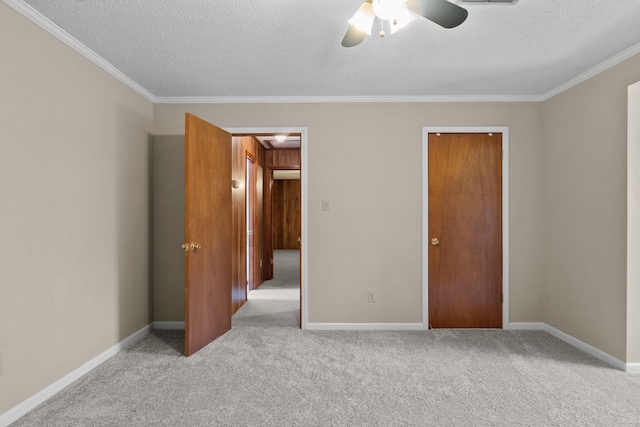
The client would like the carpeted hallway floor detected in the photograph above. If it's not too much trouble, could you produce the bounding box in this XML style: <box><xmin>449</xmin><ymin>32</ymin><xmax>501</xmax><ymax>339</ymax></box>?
<box><xmin>232</xmin><ymin>249</ymin><xmax>300</xmax><ymax>329</ymax></box>
<box><xmin>11</xmin><ymin>250</ymin><xmax>640</xmax><ymax>426</ymax></box>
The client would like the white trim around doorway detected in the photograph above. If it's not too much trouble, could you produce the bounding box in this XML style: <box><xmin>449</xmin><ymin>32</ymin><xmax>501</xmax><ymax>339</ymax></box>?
<box><xmin>422</xmin><ymin>127</ymin><xmax>510</xmax><ymax>329</ymax></box>
<box><xmin>224</xmin><ymin>127</ymin><xmax>308</xmax><ymax>330</ymax></box>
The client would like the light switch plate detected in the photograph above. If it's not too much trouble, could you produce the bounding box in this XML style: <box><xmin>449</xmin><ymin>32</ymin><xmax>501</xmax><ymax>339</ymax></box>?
<box><xmin>367</xmin><ymin>289</ymin><xmax>376</xmax><ymax>303</ymax></box>
<box><xmin>322</xmin><ymin>199</ymin><xmax>330</xmax><ymax>211</ymax></box>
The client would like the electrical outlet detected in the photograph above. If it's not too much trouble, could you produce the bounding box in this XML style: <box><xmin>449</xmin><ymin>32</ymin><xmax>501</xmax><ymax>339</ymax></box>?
<box><xmin>367</xmin><ymin>289</ymin><xmax>376</xmax><ymax>303</ymax></box>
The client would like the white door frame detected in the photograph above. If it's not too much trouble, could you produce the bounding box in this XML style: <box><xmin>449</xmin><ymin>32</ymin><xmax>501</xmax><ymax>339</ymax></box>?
<box><xmin>422</xmin><ymin>127</ymin><xmax>510</xmax><ymax>329</ymax></box>
<box><xmin>224</xmin><ymin>127</ymin><xmax>308</xmax><ymax>329</ymax></box>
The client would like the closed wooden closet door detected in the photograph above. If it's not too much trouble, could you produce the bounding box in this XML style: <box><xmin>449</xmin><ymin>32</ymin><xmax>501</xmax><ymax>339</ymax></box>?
<box><xmin>428</xmin><ymin>133</ymin><xmax>502</xmax><ymax>328</ymax></box>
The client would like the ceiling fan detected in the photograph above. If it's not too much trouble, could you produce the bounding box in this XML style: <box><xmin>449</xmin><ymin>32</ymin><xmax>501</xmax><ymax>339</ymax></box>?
<box><xmin>342</xmin><ymin>0</ymin><xmax>468</xmax><ymax>47</ymax></box>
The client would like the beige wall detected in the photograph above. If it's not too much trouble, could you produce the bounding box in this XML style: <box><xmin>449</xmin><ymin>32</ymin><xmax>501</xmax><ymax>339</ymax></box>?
<box><xmin>152</xmin><ymin>102</ymin><xmax>544</xmax><ymax>324</ymax></box>
<box><xmin>541</xmin><ymin>54</ymin><xmax>640</xmax><ymax>362</ymax></box>
<box><xmin>151</xmin><ymin>136</ymin><xmax>185</xmax><ymax>321</ymax></box>
<box><xmin>0</xmin><ymin>3</ymin><xmax>154</xmax><ymax>413</ymax></box>
<box><xmin>628</xmin><ymin>82</ymin><xmax>640</xmax><ymax>363</ymax></box>
<box><xmin>3</xmin><ymin>0</ymin><xmax>638</xmax><ymax>415</ymax></box>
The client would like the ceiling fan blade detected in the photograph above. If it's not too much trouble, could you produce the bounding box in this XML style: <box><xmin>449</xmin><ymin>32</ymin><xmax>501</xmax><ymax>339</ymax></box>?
<box><xmin>405</xmin><ymin>0</ymin><xmax>468</xmax><ymax>29</ymax></box>
<box><xmin>341</xmin><ymin>24</ymin><xmax>366</xmax><ymax>47</ymax></box>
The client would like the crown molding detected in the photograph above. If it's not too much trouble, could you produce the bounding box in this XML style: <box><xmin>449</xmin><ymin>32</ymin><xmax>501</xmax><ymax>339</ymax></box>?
<box><xmin>6</xmin><ymin>0</ymin><xmax>640</xmax><ymax>105</ymax></box>
<box><xmin>154</xmin><ymin>94</ymin><xmax>543</xmax><ymax>104</ymax></box>
<box><xmin>539</xmin><ymin>40</ymin><xmax>640</xmax><ymax>101</ymax></box>
<box><xmin>4</xmin><ymin>0</ymin><xmax>156</xmax><ymax>103</ymax></box>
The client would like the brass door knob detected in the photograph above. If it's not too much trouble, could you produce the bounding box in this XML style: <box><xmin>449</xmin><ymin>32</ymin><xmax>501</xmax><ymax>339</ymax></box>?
<box><xmin>431</xmin><ymin>238</ymin><xmax>440</xmax><ymax>246</ymax></box>
<box><xmin>181</xmin><ymin>243</ymin><xmax>201</xmax><ymax>252</ymax></box>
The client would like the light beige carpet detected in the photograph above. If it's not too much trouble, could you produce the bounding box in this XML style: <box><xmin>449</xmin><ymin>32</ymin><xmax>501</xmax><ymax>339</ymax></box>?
<box><xmin>11</xmin><ymin>251</ymin><xmax>640</xmax><ymax>426</ymax></box>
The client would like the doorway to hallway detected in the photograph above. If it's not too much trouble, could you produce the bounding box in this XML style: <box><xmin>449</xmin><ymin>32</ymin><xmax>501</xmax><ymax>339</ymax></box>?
<box><xmin>232</xmin><ymin>250</ymin><xmax>300</xmax><ymax>328</ymax></box>
<box><xmin>226</xmin><ymin>127</ymin><xmax>306</xmax><ymax>329</ymax></box>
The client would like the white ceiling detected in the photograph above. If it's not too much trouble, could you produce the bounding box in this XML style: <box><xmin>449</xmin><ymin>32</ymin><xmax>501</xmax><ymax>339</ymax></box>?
<box><xmin>255</xmin><ymin>135</ymin><xmax>301</xmax><ymax>150</ymax></box>
<box><xmin>11</xmin><ymin>0</ymin><xmax>640</xmax><ymax>101</ymax></box>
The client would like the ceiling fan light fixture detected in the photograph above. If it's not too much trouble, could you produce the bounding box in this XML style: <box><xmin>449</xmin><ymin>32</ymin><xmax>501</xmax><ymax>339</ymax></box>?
<box><xmin>389</xmin><ymin>7</ymin><xmax>415</xmax><ymax>34</ymax></box>
<box><xmin>348</xmin><ymin>1</ymin><xmax>376</xmax><ymax>35</ymax></box>
<box><xmin>342</xmin><ymin>0</ymin><xmax>468</xmax><ymax>47</ymax></box>
<box><xmin>372</xmin><ymin>0</ymin><xmax>406</xmax><ymax>21</ymax></box>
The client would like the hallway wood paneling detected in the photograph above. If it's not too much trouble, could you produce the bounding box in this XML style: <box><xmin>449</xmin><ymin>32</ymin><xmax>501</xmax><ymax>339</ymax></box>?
<box><xmin>264</xmin><ymin>147</ymin><xmax>301</xmax><ymax>279</ymax></box>
<box><xmin>231</xmin><ymin>136</ymin><xmax>265</xmax><ymax>314</ymax></box>
<box><xmin>273</xmin><ymin>180</ymin><xmax>301</xmax><ymax>250</ymax></box>
<box><xmin>255</xmin><ymin>165</ymin><xmax>264</xmax><ymax>291</ymax></box>
<box><xmin>267</xmin><ymin>149</ymin><xmax>300</xmax><ymax>168</ymax></box>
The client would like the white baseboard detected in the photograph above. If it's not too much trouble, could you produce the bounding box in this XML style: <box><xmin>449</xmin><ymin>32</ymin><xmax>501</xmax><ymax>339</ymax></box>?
<box><xmin>542</xmin><ymin>324</ymin><xmax>627</xmax><ymax>371</ymax></box>
<box><xmin>153</xmin><ymin>321</ymin><xmax>185</xmax><ymax>330</ymax></box>
<box><xmin>626</xmin><ymin>363</ymin><xmax>640</xmax><ymax>374</ymax></box>
<box><xmin>0</xmin><ymin>324</ymin><xmax>152</xmax><ymax>427</ymax></box>
<box><xmin>147</xmin><ymin>320</ymin><xmax>637</xmax><ymax>372</ymax></box>
<box><xmin>506</xmin><ymin>322</ymin><xmax>546</xmax><ymax>330</ymax></box>
<box><xmin>2</xmin><ymin>320</ymin><xmax>636</xmax><ymax>427</ymax></box>
<box><xmin>508</xmin><ymin>322</ymin><xmax>628</xmax><ymax>372</ymax></box>
<box><xmin>306</xmin><ymin>323</ymin><xmax>425</xmax><ymax>331</ymax></box>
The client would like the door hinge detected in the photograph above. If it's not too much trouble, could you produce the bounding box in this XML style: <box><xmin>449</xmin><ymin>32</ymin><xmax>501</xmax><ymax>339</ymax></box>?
<box><xmin>501</xmin><ymin>291</ymin><xmax>503</xmax><ymax>303</ymax></box>
<box><xmin>271</xmin><ymin>258</ymin><xmax>274</xmax><ymax>264</ymax></box>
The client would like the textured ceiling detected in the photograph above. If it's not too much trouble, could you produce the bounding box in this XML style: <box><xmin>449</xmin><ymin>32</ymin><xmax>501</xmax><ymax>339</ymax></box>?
<box><xmin>256</xmin><ymin>136</ymin><xmax>301</xmax><ymax>150</ymax></box>
<box><xmin>14</xmin><ymin>0</ymin><xmax>640</xmax><ymax>99</ymax></box>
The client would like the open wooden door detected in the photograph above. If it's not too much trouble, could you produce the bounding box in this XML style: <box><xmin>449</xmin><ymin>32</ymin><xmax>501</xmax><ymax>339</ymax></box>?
<box><xmin>184</xmin><ymin>113</ymin><xmax>232</xmax><ymax>356</ymax></box>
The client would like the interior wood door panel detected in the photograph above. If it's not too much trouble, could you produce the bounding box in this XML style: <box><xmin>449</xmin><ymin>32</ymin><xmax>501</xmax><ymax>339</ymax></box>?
<box><xmin>184</xmin><ymin>113</ymin><xmax>232</xmax><ymax>356</ymax></box>
<box><xmin>428</xmin><ymin>132</ymin><xmax>502</xmax><ymax>328</ymax></box>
